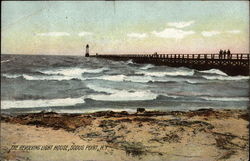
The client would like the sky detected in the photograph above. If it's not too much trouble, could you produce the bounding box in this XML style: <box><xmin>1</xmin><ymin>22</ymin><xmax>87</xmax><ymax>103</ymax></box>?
<box><xmin>1</xmin><ymin>1</ymin><xmax>249</xmax><ymax>55</ymax></box>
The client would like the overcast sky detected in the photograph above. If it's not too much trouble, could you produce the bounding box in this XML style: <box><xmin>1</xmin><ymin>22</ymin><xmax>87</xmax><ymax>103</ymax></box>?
<box><xmin>1</xmin><ymin>1</ymin><xmax>249</xmax><ymax>55</ymax></box>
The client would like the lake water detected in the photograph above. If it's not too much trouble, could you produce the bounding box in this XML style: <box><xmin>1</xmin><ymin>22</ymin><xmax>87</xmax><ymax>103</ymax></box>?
<box><xmin>1</xmin><ymin>54</ymin><xmax>249</xmax><ymax>113</ymax></box>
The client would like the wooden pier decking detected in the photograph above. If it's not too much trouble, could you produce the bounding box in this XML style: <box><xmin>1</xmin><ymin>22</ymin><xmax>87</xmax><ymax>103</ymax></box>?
<box><xmin>89</xmin><ymin>53</ymin><xmax>250</xmax><ymax>76</ymax></box>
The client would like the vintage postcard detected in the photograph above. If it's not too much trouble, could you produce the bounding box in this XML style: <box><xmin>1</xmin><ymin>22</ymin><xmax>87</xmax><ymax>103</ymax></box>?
<box><xmin>1</xmin><ymin>1</ymin><xmax>249</xmax><ymax>161</ymax></box>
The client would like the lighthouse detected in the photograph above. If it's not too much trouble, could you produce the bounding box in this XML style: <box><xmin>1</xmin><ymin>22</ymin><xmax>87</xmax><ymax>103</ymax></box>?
<box><xmin>85</xmin><ymin>44</ymin><xmax>89</xmax><ymax>57</ymax></box>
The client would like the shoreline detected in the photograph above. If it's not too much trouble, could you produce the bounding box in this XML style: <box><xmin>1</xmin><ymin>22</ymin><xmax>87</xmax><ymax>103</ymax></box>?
<box><xmin>1</xmin><ymin>108</ymin><xmax>249</xmax><ymax>161</ymax></box>
<box><xmin>1</xmin><ymin>106</ymin><xmax>249</xmax><ymax>115</ymax></box>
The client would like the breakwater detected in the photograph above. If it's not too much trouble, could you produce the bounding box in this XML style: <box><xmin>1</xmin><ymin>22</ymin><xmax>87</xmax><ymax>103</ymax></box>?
<box><xmin>90</xmin><ymin>53</ymin><xmax>249</xmax><ymax>76</ymax></box>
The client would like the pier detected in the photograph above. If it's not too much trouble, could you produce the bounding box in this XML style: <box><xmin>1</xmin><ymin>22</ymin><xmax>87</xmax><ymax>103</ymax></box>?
<box><xmin>90</xmin><ymin>53</ymin><xmax>249</xmax><ymax>76</ymax></box>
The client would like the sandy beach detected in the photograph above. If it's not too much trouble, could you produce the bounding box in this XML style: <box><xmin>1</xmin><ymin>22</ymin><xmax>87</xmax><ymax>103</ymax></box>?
<box><xmin>1</xmin><ymin>109</ymin><xmax>249</xmax><ymax>161</ymax></box>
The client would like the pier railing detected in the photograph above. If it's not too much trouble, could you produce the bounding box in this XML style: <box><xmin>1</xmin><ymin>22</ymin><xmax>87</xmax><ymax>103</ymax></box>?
<box><xmin>93</xmin><ymin>53</ymin><xmax>249</xmax><ymax>76</ymax></box>
<box><xmin>97</xmin><ymin>53</ymin><xmax>250</xmax><ymax>60</ymax></box>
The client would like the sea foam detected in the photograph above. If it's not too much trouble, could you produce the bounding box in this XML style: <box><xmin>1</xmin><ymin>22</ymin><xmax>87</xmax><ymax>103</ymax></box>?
<box><xmin>200</xmin><ymin>69</ymin><xmax>228</xmax><ymax>76</ymax></box>
<box><xmin>86</xmin><ymin>83</ymin><xmax>157</xmax><ymax>101</ymax></box>
<box><xmin>200</xmin><ymin>96</ymin><xmax>249</xmax><ymax>102</ymax></box>
<box><xmin>137</xmin><ymin>70</ymin><xmax>194</xmax><ymax>77</ymax></box>
<box><xmin>1</xmin><ymin>97</ymin><xmax>85</xmax><ymax>109</ymax></box>
<box><xmin>202</xmin><ymin>75</ymin><xmax>249</xmax><ymax>81</ymax></box>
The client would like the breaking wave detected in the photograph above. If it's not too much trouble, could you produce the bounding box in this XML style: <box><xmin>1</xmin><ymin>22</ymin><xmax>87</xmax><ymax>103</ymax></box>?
<box><xmin>137</xmin><ymin>70</ymin><xmax>194</xmax><ymax>77</ymax></box>
<box><xmin>200</xmin><ymin>69</ymin><xmax>227</xmax><ymax>76</ymax></box>
<box><xmin>86</xmin><ymin>84</ymin><xmax>120</xmax><ymax>94</ymax></box>
<box><xmin>2</xmin><ymin>67</ymin><xmax>108</xmax><ymax>81</ymax></box>
<box><xmin>1</xmin><ymin>59</ymin><xmax>11</xmax><ymax>63</ymax></box>
<box><xmin>2</xmin><ymin>74</ymin><xmax>22</xmax><ymax>79</ymax></box>
<box><xmin>2</xmin><ymin>73</ymin><xmax>84</xmax><ymax>81</ymax></box>
<box><xmin>3</xmin><ymin>73</ymin><xmax>202</xmax><ymax>84</ymax></box>
<box><xmin>86</xmin><ymin>84</ymin><xmax>157</xmax><ymax>101</ymax></box>
<box><xmin>202</xmin><ymin>75</ymin><xmax>249</xmax><ymax>81</ymax></box>
<box><xmin>88</xmin><ymin>90</ymin><xmax>158</xmax><ymax>101</ymax></box>
<box><xmin>1</xmin><ymin>97</ymin><xmax>85</xmax><ymax>109</ymax></box>
<box><xmin>90</xmin><ymin>75</ymin><xmax>154</xmax><ymax>83</ymax></box>
<box><xmin>140</xmin><ymin>64</ymin><xmax>154</xmax><ymax>70</ymax></box>
<box><xmin>200</xmin><ymin>96</ymin><xmax>249</xmax><ymax>102</ymax></box>
<box><xmin>38</xmin><ymin>67</ymin><xmax>108</xmax><ymax>75</ymax></box>
<box><xmin>125</xmin><ymin>59</ymin><xmax>134</xmax><ymax>65</ymax></box>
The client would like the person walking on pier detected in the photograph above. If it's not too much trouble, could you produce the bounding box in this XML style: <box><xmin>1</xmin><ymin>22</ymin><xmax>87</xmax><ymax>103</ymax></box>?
<box><xmin>154</xmin><ymin>52</ymin><xmax>158</xmax><ymax>58</ymax></box>
<box><xmin>227</xmin><ymin>49</ymin><xmax>231</xmax><ymax>59</ymax></box>
<box><xmin>219</xmin><ymin>49</ymin><xmax>223</xmax><ymax>59</ymax></box>
<box><xmin>223</xmin><ymin>50</ymin><xmax>227</xmax><ymax>59</ymax></box>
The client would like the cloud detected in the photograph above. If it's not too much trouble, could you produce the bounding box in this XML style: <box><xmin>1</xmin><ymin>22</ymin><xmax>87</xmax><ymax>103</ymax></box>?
<box><xmin>78</xmin><ymin>31</ymin><xmax>93</xmax><ymax>37</ymax></box>
<box><xmin>152</xmin><ymin>28</ymin><xmax>195</xmax><ymax>39</ymax></box>
<box><xmin>226</xmin><ymin>30</ymin><xmax>241</xmax><ymax>34</ymax></box>
<box><xmin>127</xmin><ymin>33</ymin><xmax>148</xmax><ymax>39</ymax></box>
<box><xmin>36</xmin><ymin>32</ymin><xmax>70</xmax><ymax>36</ymax></box>
<box><xmin>201</xmin><ymin>31</ymin><xmax>221</xmax><ymax>37</ymax></box>
<box><xmin>167</xmin><ymin>21</ymin><xmax>195</xmax><ymax>28</ymax></box>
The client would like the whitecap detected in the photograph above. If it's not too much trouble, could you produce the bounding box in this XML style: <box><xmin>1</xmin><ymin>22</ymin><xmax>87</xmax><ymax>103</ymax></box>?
<box><xmin>1</xmin><ymin>60</ymin><xmax>10</xmax><ymax>63</ymax></box>
<box><xmin>38</xmin><ymin>67</ymin><xmax>107</xmax><ymax>77</ymax></box>
<box><xmin>2</xmin><ymin>73</ymin><xmax>84</xmax><ymax>81</ymax></box>
<box><xmin>202</xmin><ymin>75</ymin><xmax>249</xmax><ymax>81</ymax></box>
<box><xmin>88</xmin><ymin>90</ymin><xmax>157</xmax><ymax>101</ymax></box>
<box><xmin>125</xmin><ymin>76</ymin><xmax>153</xmax><ymax>83</ymax></box>
<box><xmin>86</xmin><ymin>84</ymin><xmax>120</xmax><ymax>93</ymax></box>
<box><xmin>200</xmin><ymin>69</ymin><xmax>227</xmax><ymax>76</ymax></box>
<box><xmin>2</xmin><ymin>74</ymin><xmax>22</xmax><ymax>79</ymax></box>
<box><xmin>185</xmin><ymin>80</ymin><xmax>199</xmax><ymax>84</ymax></box>
<box><xmin>1</xmin><ymin>97</ymin><xmax>85</xmax><ymax>109</ymax></box>
<box><xmin>3</xmin><ymin>67</ymin><xmax>108</xmax><ymax>81</ymax></box>
<box><xmin>38</xmin><ymin>67</ymin><xmax>88</xmax><ymax>76</ymax></box>
<box><xmin>88</xmin><ymin>74</ymin><xmax>199</xmax><ymax>84</ymax></box>
<box><xmin>137</xmin><ymin>70</ymin><xmax>194</xmax><ymax>77</ymax></box>
<box><xmin>140</xmin><ymin>64</ymin><xmax>154</xmax><ymax>70</ymax></box>
<box><xmin>22</xmin><ymin>74</ymin><xmax>79</xmax><ymax>81</ymax></box>
<box><xmin>92</xmin><ymin>75</ymin><xmax>126</xmax><ymax>82</ymax></box>
<box><xmin>200</xmin><ymin>96</ymin><xmax>249</xmax><ymax>102</ymax></box>
<box><xmin>86</xmin><ymin>84</ymin><xmax>158</xmax><ymax>101</ymax></box>
<box><xmin>88</xmin><ymin>75</ymin><xmax>154</xmax><ymax>83</ymax></box>
<box><xmin>125</xmin><ymin>59</ymin><xmax>133</xmax><ymax>65</ymax></box>
<box><xmin>90</xmin><ymin>67</ymin><xmax>109</xmax><ymax>73</ymax></box>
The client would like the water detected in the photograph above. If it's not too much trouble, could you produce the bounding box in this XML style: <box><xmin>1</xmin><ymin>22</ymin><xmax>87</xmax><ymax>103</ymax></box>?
<box><xmin>1</xmin><ymin>54</ymin><xmax>249</xmax><ymax>113</ymax></box>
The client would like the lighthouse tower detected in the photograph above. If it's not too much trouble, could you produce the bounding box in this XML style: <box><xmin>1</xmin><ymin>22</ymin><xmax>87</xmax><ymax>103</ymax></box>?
<box><xmin>85</xmin><ymin>44</ymin><xmax>89</xmax><ymax>57</ymax></box>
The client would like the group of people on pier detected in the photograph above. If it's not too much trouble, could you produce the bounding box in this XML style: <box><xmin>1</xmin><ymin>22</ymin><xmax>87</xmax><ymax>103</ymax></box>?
<box><xmin>219</xmin><ymin>49</ymin><xmax>231</xmax><ymax>59</ymax></box>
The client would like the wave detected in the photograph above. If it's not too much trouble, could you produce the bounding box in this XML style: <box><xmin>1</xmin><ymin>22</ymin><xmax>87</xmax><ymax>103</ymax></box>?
<box><xmin>86</xmin><ymin>84</ymin><xmax>120</xmax><ymax>94</ymax></box>
<box><xmin>2</xmin><ymin>74</ymin><xmax>22</xmax><ymax>79</ymax></box>
<box><xmin>200</xmin><ymin>69</ymin><xmax>227</xmax><ymax>76</ymax></box>
<box><xmin>38</xmin><ymin>67</ymin><xmax>108</xmax><ymax>76</ymax></box>
<box><xmin>88</xmin><ymin>90</ymin><xmax>157</xmax><ymax>101</ymax></box>
<box><xmin>125</xmin><ymin>59</ymin><xmax>134</xmax><ymax>65</ymax></box>
<box><xmin>185</xmin><ymin>80</ymin><xmax>199</xmax><ymax>84</ymax></box>
<box><xmin>125</xmin><ymin>75</ymin><xmax>154</xmax><ymax>83</ymax></box>
<box><xmin>2</xmin><ymin>67</ymin><xmax>108</xmax><ymax>81</ymax></box>
<box><xmin>90</xmin><ymin>75</ymin><xmax>153</xmax><ymax>83</ymax></box>
<box><xmin>202</xmin><ymin>75</ymin><xmax>249</xmax><ymax>81</ymax></box>
<box><xmin>23</xmin><ymin>74</ymin><xmax>81</xmax><ymax>81</ymax></box>
<box><xmin>2</xmin><ymin>73</ymin><xmax>83</xmax><ymax>81</ymax></box>
<box><xmin>2</xmin><ymin>73</ymin><xmax>157</xmax><ymax>83</ymax></box>
<box><xmin>2</xmin><ymin>73</ymin><xmax>204</xmax><ymax>85</ymax></box>
<box><xmin>88</xmin><ymin>74</ymin><xmax>202</xmax><ymax>84</ymax></box>
<box><xmin>140</xmin><ymin>64</ymin><xmax>154</xmax><ymax>70</ymax></box>
<box><xmin>86</xmin><ymin>84</ymin><xmax>157</xmax><ymax>101</ymax></box>
<box><xmin>92</xmin><ymin>75</ymin><xmax>126</xmax><ymax>82</ymax></box>
<box><xmin>200</xmin><ymin>96</ymin><xmax>249</xmax><ymax>102</ymax></box>
<box><xmin>137</xmin><ymin>70</ymin><xmax>194</xmax><ymax>77</ymax></box>
<box><xmin>1</xmin><ymin>59</ymin><xmax>11</xmax><ymax>63</ymax></box>
<box><xmin>1</xmin><ymin>97</ymin><xmax>85</xmax><ymax>109</ymax></box>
